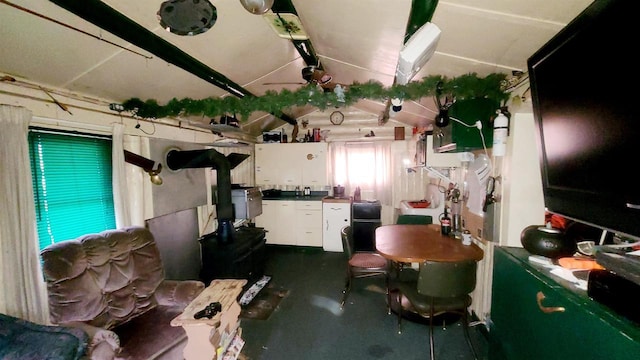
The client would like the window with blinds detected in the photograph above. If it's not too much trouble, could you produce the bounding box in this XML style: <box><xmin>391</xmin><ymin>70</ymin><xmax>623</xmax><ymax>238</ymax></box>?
<box><xmin>29</xmin><ymin>128</ymin><xmax>115</xmax><ymax>251</ymax></box>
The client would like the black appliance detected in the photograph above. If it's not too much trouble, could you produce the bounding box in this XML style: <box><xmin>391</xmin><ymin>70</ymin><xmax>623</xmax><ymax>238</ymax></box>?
<box><xmin>231</xmin><ymin>186</ymin><xmax>263</xmax><ymax>220</ymax></box>
<box><xmin>351</xmin><ymin>200</ymin><xmax>381</xmax><ymax>251</ymax></box>
<box><xmin>199</xmin><ymin>226</ymin><xmax>267</xmax><ymax>285</ymax></box>
<box><xmin>588</xmin><ymin>269</ymin><xmax>640</xmax><ymax>325</ymax></box>
<box><xmin>528</xmin><ymin>0</ymin><xmax>639</xmax><ymax>239</ymax></box>
<box><xmin>164</xmin><ymin>148</ymin><xmax>267</xmax><ymax>284</ymax></box>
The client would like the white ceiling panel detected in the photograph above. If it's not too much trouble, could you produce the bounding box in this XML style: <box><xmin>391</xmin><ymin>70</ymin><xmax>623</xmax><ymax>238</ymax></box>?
<box><xmin>0</xmin><ymin>0</ymin><xmax>594</xmax><ymax>137</ymax></box>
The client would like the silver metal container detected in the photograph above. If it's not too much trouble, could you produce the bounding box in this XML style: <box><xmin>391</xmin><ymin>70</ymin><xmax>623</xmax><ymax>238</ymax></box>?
<box><xmin>231</xmin><ymin>187</ymin><xmax>263</xmax><ymax>220</ymax></box>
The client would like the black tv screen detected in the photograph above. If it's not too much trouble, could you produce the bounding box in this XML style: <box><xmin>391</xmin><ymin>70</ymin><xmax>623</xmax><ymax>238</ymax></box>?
<box><xmin>528</xmin><ymin>0</ymin><xmax>639</xmax><ymax>239</ymax></box>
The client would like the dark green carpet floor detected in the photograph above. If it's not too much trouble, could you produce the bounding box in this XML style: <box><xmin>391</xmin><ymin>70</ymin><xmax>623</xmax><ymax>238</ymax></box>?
<box><xmin>239</xmin><ymin>246</ymin><xmax>489</xmax><ymax>360</ymax></box>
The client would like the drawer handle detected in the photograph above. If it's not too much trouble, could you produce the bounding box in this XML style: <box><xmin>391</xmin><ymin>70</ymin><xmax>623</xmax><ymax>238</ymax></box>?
<box><xmin>536</xmin><ymin>291</ymin><xmax>565</xmax><ymax>313</ymax></box>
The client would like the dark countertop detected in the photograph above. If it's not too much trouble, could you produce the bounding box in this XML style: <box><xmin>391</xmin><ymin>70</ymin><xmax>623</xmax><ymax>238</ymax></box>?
<box><xmin>262</xmin><ymin>190</ymin><xmax>327</xmax><ymax>201</ymax></box>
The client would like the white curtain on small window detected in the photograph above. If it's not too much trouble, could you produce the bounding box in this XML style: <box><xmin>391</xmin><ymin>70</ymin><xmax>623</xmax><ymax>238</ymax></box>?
<box><xmin>112</xmin><ymin>123</ymin><xmax>132</xmax><ymax>228</ymax></box>
<box><xmin>0</xmin><ymin>105</ymin><xmax>50</xmax><ymax>324</ymax></box>
<box><xmin>328</xmin><ymin>141</ymin><xmax>392</xmax><ymax>206</ymax></box>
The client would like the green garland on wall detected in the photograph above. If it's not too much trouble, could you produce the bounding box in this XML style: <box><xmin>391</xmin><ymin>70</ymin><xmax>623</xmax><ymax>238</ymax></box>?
<box><xmin>121</xmin><ymin>73</ymin><xmax>509</xmax><ymax>120</ymax></box>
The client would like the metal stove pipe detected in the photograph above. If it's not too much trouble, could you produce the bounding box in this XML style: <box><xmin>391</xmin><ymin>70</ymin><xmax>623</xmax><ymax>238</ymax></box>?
<box><xmin>166</xmin><ymin>148</ymin><xmax>236</xmax><ymax>243</ymax></box>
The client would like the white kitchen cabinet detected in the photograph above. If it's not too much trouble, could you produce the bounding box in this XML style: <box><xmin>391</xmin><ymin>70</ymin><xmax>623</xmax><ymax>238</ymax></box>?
<box><xmin>255</xmin><ymin>143</ymin><xmax>327</xmax><ymax>187</ymax></box>
<box><xmin>256</xmin><ymin>200</ymin><xmax>323</xmax><ymax>247</ymax></box>
<box><xmin>255</xmin><ymin>144</ymin><xmax>297</xmax><ymax>185</ymax></box>
<box><xmin>322</xmin><ymin>201</ymin><xmax>352</xmax><ymax>252</ymax></box>
<box><xmin>295</xmin><ymin>201</ymin><xmax>323</xmax><ymax>247</ymax></box>
<box><xmin>255</xmin><ymin>200</ymin><xmax>296</xmax><ymax>245</ymax></box>
<box><xmin>298</xmin><ymin>143</ymin><xmax>327</xmax><ymax>186</ymax></box>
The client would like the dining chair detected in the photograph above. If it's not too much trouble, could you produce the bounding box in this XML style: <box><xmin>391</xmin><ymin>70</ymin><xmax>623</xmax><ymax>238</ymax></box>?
<box><xmin>396</xmin><ymin>214</ymin><xmax>433</xmax><ymax>225</ymax></box>
<box><xmin>395</xmin><ymin>260</ymin><xmax>478</xmax><ymax>360</ymax></box>
<box><xmin>340</xmin><ymin>225</ymin><xmax>390</xmax><ymax>313</ymax></box>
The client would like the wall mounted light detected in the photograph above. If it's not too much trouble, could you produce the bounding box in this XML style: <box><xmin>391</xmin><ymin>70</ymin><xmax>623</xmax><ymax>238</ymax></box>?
<box><xmin>391</xmin><ymin>98</ymin><xmax>404</xmax><ymax>112</ymax></box>
<box><xmin>124</xmin><ymin>150</ymin><xmax>163</xmax><ymax>185</ymax></box>
<box><xmin>239</xmin><ymin>0</ymin><xmax>274</xmax><ymax>15</ymax></box>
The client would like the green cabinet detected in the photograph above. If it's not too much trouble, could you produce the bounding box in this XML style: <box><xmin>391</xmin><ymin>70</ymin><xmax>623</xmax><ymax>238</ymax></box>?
<box><xmin>447</xmin><ymin>97</ymin><xmax>498</xmax><ymax>152</ymax></box>
<box><xmin>490</xmin><ymin>247</ymin><xmax>640</xmax><ymax>360</ymax></box>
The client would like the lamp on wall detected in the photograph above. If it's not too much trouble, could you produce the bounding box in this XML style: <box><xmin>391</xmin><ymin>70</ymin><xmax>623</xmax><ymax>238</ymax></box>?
<box><xmin>239</xmin><ymin>0</ymin><xmax>274</xmax><ymax>14</ymax></box>
<box><xmin>124</xmin><ymin>150</ymin><xmax>163</xmax><ymax>185</ymax></box>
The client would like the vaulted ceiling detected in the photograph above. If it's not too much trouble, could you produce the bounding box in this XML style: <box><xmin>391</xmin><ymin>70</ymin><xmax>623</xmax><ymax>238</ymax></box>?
<box><xmin>0</xmin><ymin>0</ymin><xmax>593</xmax><ymax>138</ymax></box>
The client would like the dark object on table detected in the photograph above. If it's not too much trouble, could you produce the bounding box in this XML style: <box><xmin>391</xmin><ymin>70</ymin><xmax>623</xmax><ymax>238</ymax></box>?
<box><xmin>521</xmin><ymin>224</ymin><xmax>577</xmax><ymax>259</ymax></box>
<box><xmin>395</xmin><ymin>260</ymin><xmax>479</xmax><ymax>360</ymax></box>
<box><xmin>588</xmin><ymin>269</ymin><xmax>640</xmax><ymax>325</ymax></box>
<box><xmin>194</xmin><ymin>302</ymin><xmax>222</xmax><ymax>319</ymax></box>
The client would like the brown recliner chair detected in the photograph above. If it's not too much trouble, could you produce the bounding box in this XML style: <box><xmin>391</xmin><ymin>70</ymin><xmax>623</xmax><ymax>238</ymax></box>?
<box><xmin>41</xmin><ymin>226</ymin><xmax>205</xmax><ymax>360</ymax></box>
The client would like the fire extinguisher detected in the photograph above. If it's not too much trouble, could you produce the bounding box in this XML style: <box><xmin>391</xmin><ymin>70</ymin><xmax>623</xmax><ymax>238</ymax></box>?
<box><xmin>492</xmin><ymin>110</ymin><xmax>509</xmax><ymax>157</ymax></box>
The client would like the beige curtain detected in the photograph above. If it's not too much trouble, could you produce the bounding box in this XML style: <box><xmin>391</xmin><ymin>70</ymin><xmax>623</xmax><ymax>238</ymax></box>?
<box><xmin>113</xmin><ymin>123</ymin><xmax>132</xmax><ymax>228</ymax></box>
<box><xmin>0</xmin><ymin>105</ymin><xmax>50</xmax><ymax>324</ymax></box>
<box><xmin>328</xmin><ymin>141</ymin><xmax>392</xmax><ymax>206</ymax></box>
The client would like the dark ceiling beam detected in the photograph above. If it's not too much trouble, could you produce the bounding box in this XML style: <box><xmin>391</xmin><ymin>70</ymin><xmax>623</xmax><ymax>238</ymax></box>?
<box><xmin>405</xmin><ymin>0</ymin><xmax>439</xmax><ymax>42</ymax></box>
<box><xmin>49</xmin><ymin>0</ymin><xmax>297</xmax><ymax>125</ymax></box>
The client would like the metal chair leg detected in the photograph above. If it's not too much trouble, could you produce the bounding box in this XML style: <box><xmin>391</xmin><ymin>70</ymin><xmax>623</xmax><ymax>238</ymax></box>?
<box><xmin>429</xmin><ymin>301</ymin><xmax>436</xmax><ymax>360</ymax></box>
<box><xmin>340</xmin><ymin>276</ymin><xmax>352</xmax><ymax>309</ymax></box>
<box><xmin>462</xmin><ymin>310</ymin><xmax>478</xmax><ymax>360</ymax></box>
<box><xmin>385</xmin><ymin>273</ymin><xmax>391</xmax><ymax>315</ymax></box>
<box><xmin>396</xmin><ymin>290</ymin><xmax>402</xmax><ymax>334</ymax></box>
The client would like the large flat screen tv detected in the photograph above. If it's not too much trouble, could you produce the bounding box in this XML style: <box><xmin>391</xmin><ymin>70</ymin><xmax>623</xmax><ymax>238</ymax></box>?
<box><xmin>528</xmin><ymin>0</ymin><xmax>639</xmax><ymax>240</ymax></box>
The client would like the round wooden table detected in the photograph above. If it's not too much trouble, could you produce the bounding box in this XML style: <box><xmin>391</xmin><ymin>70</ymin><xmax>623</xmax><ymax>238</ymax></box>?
<box><xmin>375</xmin><ymin>224</ymin><xmax>484</xmax><ymax>263</ymax></box>
<box><xmin>375</xmin><ymin>224</ymin><xmax>484</xmax><ymax>321</ymax></box>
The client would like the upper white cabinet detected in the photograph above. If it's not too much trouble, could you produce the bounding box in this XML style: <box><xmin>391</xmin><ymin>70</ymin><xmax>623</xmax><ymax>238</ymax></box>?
<box><xmin>255</xmin><ymin>143</ymin><xmax>328</xmax><ymax>187</ymax></box>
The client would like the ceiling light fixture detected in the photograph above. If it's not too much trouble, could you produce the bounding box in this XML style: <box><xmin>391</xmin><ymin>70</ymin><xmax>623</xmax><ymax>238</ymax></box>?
<box><xmin>158</xmin><ymin>0</ymin><xmax>217</xmax><ymax>36</ymax></box>
<box><xmin>239</xmin><ymin>0</ymin><xmax>274</xmax><ymax>15</ymax></box>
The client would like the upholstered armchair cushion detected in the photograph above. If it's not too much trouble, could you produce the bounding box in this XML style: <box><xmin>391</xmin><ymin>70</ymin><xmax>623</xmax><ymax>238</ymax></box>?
<box><xmin>41</xmin><ymin>226</ymin><xmax>205</xmax><ymax>360</ymax></box>
<box><xmin>155</xmin><ymin>279</ymin><xmax>207</xmax><ymax>308</ymax></box>
<box><xmin>42</xmin><ymin>227</ymin><xmax>165</xmax><ymax>329</ymax></box>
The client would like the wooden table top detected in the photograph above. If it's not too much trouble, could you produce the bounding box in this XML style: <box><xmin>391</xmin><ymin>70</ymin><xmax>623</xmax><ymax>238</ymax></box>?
<box><xmin>171</xmin><ymin>279</ymin><xmax>247</xmax><ymax>327</ymax></box>
<box><xmin>375</xmin><ymin>224</ymin><xmax>484</xmax><ymax>263</ymax></box>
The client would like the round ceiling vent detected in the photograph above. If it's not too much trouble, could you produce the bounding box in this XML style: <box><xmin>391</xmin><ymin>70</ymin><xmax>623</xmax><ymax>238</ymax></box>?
<box><xmin>158</xmin><ymin>0</ymin><xmax>217</xmax><ymax>36</ymax></box>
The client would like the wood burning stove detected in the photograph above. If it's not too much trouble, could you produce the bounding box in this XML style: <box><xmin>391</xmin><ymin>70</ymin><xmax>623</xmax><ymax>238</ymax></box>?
<box><xmin>199</xmin><ymin>226</ymin><xmax>267</xmax><ymax>284</ymax></box>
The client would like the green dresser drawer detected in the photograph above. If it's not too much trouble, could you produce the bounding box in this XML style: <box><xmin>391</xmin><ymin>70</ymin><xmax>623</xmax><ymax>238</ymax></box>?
<box><xmin>490</xmin><ymin>247</ymin><xmax>640</xmax><ymax>360</ymax></box>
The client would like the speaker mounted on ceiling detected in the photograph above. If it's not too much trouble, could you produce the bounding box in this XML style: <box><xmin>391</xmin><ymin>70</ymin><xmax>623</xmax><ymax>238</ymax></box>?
<box><xmin>158</xmin><ymin>0</ymin><xmax>217</xmax><ymax>36</ymax></box>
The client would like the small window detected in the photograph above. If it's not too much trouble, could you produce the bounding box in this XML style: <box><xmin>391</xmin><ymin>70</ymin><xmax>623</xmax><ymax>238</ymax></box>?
<box><xmin>29</xmin><ymin>128</ymin><xmax>115</xmax><ymax>251</ymax></box>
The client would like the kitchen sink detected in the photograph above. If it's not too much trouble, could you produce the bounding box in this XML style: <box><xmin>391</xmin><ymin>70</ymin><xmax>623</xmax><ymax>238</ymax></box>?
<box><xmin>399</xmin><ymin>183</ymin><xmax>445</xmax><ymax>218</ymax></box>
<box><xmin>399</xmin><ymin>200</ymin><xmax>444</xmax><ymax>220</ymax></box>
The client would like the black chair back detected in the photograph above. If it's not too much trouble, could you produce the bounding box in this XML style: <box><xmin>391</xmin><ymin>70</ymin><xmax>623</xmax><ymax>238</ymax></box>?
<box><xmin>396</xmin><ymin>214</ymin><xmax>433</xmax><ymax>224</ymax></box>
<box><xmin>417</xmin><ymin>260</ymin><xmax>477</xmax><ymax>298</ymax></box>
<box><xmin>340</xmin><ymin>225</ymin><xmax>355</xmax><ymax>258</ymax></box>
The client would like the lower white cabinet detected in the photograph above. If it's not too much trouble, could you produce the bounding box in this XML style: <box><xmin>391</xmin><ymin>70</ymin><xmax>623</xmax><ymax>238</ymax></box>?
<box><xmin>322</xmin><ymin>201</ymin><xmax>351</xmax><ymax>252</ymax></box>
<box><xmin>255</xmin><ymin>200</ymin><xmax>296</xmax><ymax>245</ymax></box>
<box><xmin>255</xmin><ymin>200</ymin><xmax>322</xmax><ymax>247</ymax></box>
<box><xmin>295</xmin><ymin>201</ymin><xmax>323</xmax><ymax>247</ymax></box>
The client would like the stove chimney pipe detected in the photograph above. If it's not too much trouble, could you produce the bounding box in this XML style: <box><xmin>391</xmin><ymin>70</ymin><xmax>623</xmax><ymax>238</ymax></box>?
<box><xmin>166</xmin><ymin>148</ymin><xmax>241</xmax><ymax>244</ymax></box>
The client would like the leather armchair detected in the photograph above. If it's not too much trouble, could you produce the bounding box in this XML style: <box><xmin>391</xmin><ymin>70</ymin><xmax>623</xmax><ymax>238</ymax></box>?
<box><xmin>41</xmin><ymin>226</ymin><xmax>205</xmax><ymax>360</ymax></box>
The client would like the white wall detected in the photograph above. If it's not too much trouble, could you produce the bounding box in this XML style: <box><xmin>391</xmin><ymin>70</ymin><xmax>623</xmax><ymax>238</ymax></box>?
<box><xmin>0</xmin><ymin>79</ymin><xmax>224</xmax><ymax>235</ymax></box>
